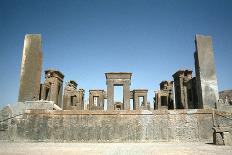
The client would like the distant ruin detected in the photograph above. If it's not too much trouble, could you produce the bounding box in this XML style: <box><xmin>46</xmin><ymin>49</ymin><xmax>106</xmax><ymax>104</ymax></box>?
<box><xmin>0</xmin><ymin>34</ymin><xmax>231</xmax><ymax>145</ymax></box>
<box><xmin>16</xmin><ymin>34</ymin><xmax>223</xmax><ymax>112</ymax></box>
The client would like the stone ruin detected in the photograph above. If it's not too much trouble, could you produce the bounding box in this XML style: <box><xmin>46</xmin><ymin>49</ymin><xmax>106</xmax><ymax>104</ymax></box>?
<box><xmin>0</xmin><ymin>34</ymin><xmax>232</xmax><ymax>145</ymax></box>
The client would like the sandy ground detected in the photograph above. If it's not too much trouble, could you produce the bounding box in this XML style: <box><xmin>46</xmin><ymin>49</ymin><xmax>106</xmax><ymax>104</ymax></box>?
<box><xmin>0</xmin><ymin>142</ymin><xmax>231</xmax><ymax>155</ymax></box>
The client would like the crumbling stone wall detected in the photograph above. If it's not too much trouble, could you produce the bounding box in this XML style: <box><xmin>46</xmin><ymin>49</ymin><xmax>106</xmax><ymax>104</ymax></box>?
<box><xmin>0</xmin><ymin>109</ymin><xmax>214</xmax><ymax>142</ymax></box>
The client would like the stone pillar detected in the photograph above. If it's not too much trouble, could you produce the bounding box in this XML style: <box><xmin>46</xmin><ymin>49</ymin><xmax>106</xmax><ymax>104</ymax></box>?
<box><xmin>194</xmin><ymin>34</ymin><xmax>219</xmax><ymax>109</ymax></box>
<box><xmin>157</xmin><ymin>93</ymin><xmax>161</xmax><ymax>109</ymax></box>
<box><xmin>123</xmin><ymin>83</ymin><xmax>130</xmax><ymax>110</ymax></box>
<box><xmin>18</xmin><ymin>34</ymin><xmax>42</xmax><ymax>102</ymax></box>
<box><xmin>143</xmin><ymin>95</ymin><xmax>148</xmax><ymax>109</ymax></box>
<box><xmin>107</xmin><ymin>82</ymin><xmax>114</xmax><ymax>110</ymax></box>
<box><xmin>89</xmin><ymin>94</ymin><xmax>94</xmax><ymax>110</ymax></box>
<box><xmin>50</xmin><ymin>81</ymin><xmax>58</xmax><ymax>105</ymax></box>
<box><xmin>57</xmin><ymin>83</ymin><xmax>63</xmax><ymax>108</ymax></box>
<box><xmin>133</xmin><ymin>95</ymin><xmax>139</xmax><ymax>110</ymax></box>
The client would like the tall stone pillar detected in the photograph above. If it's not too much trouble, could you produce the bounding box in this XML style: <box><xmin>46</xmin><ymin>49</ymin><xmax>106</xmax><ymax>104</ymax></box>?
<box><xmin>107</xmin><ymin>82</ymin><xmax>114</xmax><ymax>110</ymax></box>
<box><xmin>194</xmin><ymin>34</ymin><xmax>219</xmax><ymax>109</ymax></box>
<box><xmin>123</xmin><ymin>82</ymin><xmax>130</xmax><ymax>110</ymax></box>
<box><xmin>18</xmin><ymin>34</ymin><xmax>42</xmax><ymax>102</ymax></box>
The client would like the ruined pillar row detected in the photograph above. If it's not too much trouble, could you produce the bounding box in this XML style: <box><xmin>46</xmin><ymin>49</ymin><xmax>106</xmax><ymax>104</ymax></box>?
<box><xmin>194</xmin><ymin>34</ymin><xmax>219</xmax><ymax>109</ymax></box>
<box><xmin>18</xmin><ymin>34</ymin><xmax>42</xmax><ymax>102</ymax></box>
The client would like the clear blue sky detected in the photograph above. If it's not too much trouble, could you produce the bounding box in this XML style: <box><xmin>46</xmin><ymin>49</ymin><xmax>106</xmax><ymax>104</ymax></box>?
<box><xmin>0</xmin><ymin>0</ymin><xmax>232</xmax><ymax>108</ymax></box>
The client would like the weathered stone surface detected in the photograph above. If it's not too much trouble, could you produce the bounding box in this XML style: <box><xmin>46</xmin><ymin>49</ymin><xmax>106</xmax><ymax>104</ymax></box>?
<box><xmin>213</xmin><ymin>126</ymin><xmax>232</xmax><ymax>145</ymax></box>
<box><xmin>0</xmin><ymin>109</ymin><xmax>214</xmax><ymax>142</ymax></box>
<box><xmin>25</xmin><ymin>101</ymin><xmax>54</xmax><ymax>110</ymax></box>
<box><xmin>224</xmin><ymin>132</ymin><xmax>232</xmax><ymax>146</ymax></box>
<box><xmin>194</xmin><ymin>34</ymin><xmax>219</xmax><ymax>109</ymax></box>
<box><xmin>186</xmin><ymin>77</ymin><xmax>199</xmax><ymax>109</ymax></box>
<box><xmin>18</xmin><ymin>34</ymin><xmax>42</xmax><ymax>102</ymax></box>
<box><xmin>172</xmin><ymin>70</ymin><xmax>193</xmax><ymax>109</ymax></box>
<box><xmin>213</xmin><ymin>132</ymin><xmax>224</xmax><ymax>145</ymax></box>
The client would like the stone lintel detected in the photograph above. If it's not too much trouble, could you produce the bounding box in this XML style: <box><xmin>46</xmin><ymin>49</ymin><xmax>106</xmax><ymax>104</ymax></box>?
<box><xmin>89</xmin><ymin>89</ymin><xmax>105</xmax><ymax>92</ymax></box>
<box><xmin>105</xmin><ymin>72</ymin><xmax>132</xmax><ymax>79</ymax></box>
<box><xmin>133</xmin><ymin>89</ymin><xmax>148</xmax><ymax>93</ymax></box>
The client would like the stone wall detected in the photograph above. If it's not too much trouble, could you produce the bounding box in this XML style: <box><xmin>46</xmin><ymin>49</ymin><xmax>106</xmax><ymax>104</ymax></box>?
<box><xmin>0</xmin><ymin>109</ymin><xmax>215</xmax><ymax>142</ymax></box>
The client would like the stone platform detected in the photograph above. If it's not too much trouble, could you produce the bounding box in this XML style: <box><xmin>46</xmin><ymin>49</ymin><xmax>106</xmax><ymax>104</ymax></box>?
<box><xmin>0</xmin><ymin>109</ymin><xmax>216</xmax><ymax>142</ymax></box>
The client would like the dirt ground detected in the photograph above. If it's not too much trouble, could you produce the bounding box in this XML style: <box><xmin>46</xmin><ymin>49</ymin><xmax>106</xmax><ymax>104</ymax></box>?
<box><xmin>0</xmin><ymin>142</ymin><xmax>231</xmax><ymax>155</ymax></box>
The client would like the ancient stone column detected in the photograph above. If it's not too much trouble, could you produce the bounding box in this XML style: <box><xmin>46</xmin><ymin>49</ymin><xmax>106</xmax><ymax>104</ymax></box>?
<box><xmin>18</xmin><ymin>34</ymin><xmax>42</xmax><ymax>102</ymax></box>
<box><xmin>194</xmin><ymin>34</ymin><xmax>219</xmax><ymax>109</ymax></box>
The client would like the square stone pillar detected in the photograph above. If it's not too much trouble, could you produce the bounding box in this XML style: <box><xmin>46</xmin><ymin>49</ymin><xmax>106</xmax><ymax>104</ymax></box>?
<box><xmin>143</xmin><ymin>94</ymin><xmax>148</xmax><ymax>109</ymax></box>
<box><xmin>157</xmin><ymin>93</ymin><xmax>161</xmax><ymax>109</ymax></box>
<box><xmin>50</xmin><ymin>80</ymin><xmax>59</xmax><ymax>106</ymax></box>
<box><xmin>133</xmin><ymin>97</ymin><xmax>139</xmax><ymax>110</ymax></box>
<box><xmin>195</xmin><ymin>34</ymin><xmax>219</xmax><ymax>109</ymax></box>
<box><xmin>123</xmin><ymin>83</ymin><xmax>130</xmax><ymax>110</ymax></box>
<box><xmin>107</xmin><ymin>82</ymin><xmax>114</xmax><ymax>110</ymax></box>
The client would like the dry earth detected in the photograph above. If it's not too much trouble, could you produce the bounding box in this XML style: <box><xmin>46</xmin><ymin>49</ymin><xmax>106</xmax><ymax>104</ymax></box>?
<box><xmin>0</xmin><ymin>142</ymin><xmax>232</xmax><ymax>155</ymax></box>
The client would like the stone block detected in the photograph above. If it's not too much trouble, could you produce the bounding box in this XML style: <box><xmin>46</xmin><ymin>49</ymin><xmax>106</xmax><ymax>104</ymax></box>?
<box><xmin>25</xmin><ymin>101</ymin><xmax>54</xmax><ymax>110</ymax></box>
